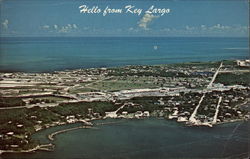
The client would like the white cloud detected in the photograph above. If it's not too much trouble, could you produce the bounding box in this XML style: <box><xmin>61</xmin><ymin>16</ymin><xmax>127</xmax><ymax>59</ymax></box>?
<box><xmin>58</xmin><ymin>24</ymin><xmax>78</xmax><ymax>33</ymax></box>
<box><xmin>67</xmin><ymin>24</ymin><xmax>72</xmax><ymax>29</ymax></box>
<box><xmin>161</xmin><ymin>28</ymin><xmax>171</xmax><ymax>32</ymax></box>
<box><xmin>209</xmin><ymin>24</ymin><xmax>232</xmax><ymax>31</ymax></box>
<box><xmin>128</xmin><ymin>27</ymin><xmax>134</xmax><ymax>31</ymax></box>
<box><xmin>200</xmin><ymin>25</ymin><xmax>207</xmax><ymax>30</ymax></box>
<box><xmin>158</xmin><ymin>24</ymin><xmax>248</xmax><ymax>37</ymax></box>
<box><xmin>42</xmin><ymin>25</ymin><xmax>50</xmax><ymax>29</ymax></box>
<box><xmin>138</xmin><ymin>14</ymin><xmax>159</xmax><ymax>30</ymax></box>
<box><xmin>127</xmin><ymin>27</ymin><xmax>140</xmax><ymax>33</ymax></box>
<box><xmin>2</xmin><ymin>19</ymin><xmax>9</xmax><ymax>29</ymax></box>
<box><xmin>54</xmin><ymin>25</ymin><xmax>58</xmax><ymax>30</ymax></box>
<box><xmin>58</xmin><ymin>26</ymin><xmax>70</xmax><ymax>33</ymax></box>
<box><xmin>185</xmin><ymin>25</ymin><xmax>195</xmax><ymax>31</ymax></box>
<box><xmin>72</xmin><ymin>24</ymin><xmax>78</xmax><ymax>29</ymax></box>
<box><xmin>40</xmin><ymin>24</ymin><xmax>78</xmax><ymax>33</ymax></box>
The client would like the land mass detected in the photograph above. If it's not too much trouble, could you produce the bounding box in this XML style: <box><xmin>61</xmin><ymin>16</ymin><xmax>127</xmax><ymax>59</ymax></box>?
<box><xmin>0</xmin><ymin>60</ymin><xmax>249</xmax><ymax>153</ymax></box>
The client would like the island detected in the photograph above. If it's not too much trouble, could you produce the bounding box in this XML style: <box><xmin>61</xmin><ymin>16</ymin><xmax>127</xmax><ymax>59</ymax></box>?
<box><xmin>0</xmin><ymin>60</ymin><xmax>249</xmax><ymax>154</ymax></box>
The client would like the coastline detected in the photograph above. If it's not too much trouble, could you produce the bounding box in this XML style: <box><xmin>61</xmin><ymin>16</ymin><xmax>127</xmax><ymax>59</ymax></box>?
<box><xmin>0</xmin><ymin>59</ymin><xmax>249</xmax><ymax>155</ymax></box>
<box><xmin>0</xmin><ymin>144</ymin><xmax>54</xmax><ymax>155</ymax></box>
<box><xmin>1</xmin><ymin>115</ymin><xmax>248</xmax><ymax>155</ymax></box>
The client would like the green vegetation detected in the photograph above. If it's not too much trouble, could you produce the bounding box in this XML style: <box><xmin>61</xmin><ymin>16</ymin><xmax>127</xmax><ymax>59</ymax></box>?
<box><xmin>169</xmin><ymin>61</ymin><xmax>220</xmax><ymax>68</ymax></box>
<box><xmin>215</xmin><ymin>72</ymin><xmax>250</xmax><ymax>86</ymax></box>
<box><xmin>109</xmin><ymin>69</ymin><xmax>193</xmax><ymax>78</ymax></box>
<box><xmin>0</xmin><ymin>97</ymin><xmax>25</xmax><ymax>107</ymax></box>
<box><xmin>118</xmin><ymin>96</ymin><xmax>164</xmax><ymax>113</ymax></box>
<box><xmin>0</xmin><ymin>101</ymin><xmax>118</xmax><ymax>150</ymax></box>
<box><xmin>89</xmin><ymin>80</ymin><xmax>158</xmax><ymax>91</ymax></box>
<box><xmin>69</xmin><ymin>87</ymin><xmax>98</xmax><ymax>93</ymax></box>
<box><xmin>30</xmin><ymin>96</ymin><xmax>68</xmax><ymax>104</ymax></box>
<box><xmin>51</xmin><ymin>101</ymin><xmax>118</xmax><ymax>116</ymax></box>
<box><xmin>0</xmin><ymin>108</ymin><xmax>40</xmax><ymax>150</ymax></box>
<box><xmin>0</xmin><ymin>60</ymin><xmax>249</xmax><ymax>151</ymax></box>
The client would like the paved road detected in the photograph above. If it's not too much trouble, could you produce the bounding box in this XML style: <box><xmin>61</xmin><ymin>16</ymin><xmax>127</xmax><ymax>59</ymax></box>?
<box><xmin>212</xmin><ymin>96</ymin><xmax>222</xmax><ymax>124</ymax></box>
<box><xmin>207</xmin><ymin>62</ymin><xmax>223</xmax><ymax>88</ymax></box>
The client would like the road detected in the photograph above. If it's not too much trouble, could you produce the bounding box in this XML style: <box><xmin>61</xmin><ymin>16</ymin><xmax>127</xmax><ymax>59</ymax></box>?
<box><xmin>207</xmin><ymin>62</ymin><xmax>223</xmax><ymax>88</ymax></box>
<box><xmin>212</xmin><ymin>96</ymin><xmax>222</xmax><ymax>124</ymax></box>
<box><xmin>189</xmin><ymin>62</ymin><xmax>223</xmax><ymax>124</ymax></box>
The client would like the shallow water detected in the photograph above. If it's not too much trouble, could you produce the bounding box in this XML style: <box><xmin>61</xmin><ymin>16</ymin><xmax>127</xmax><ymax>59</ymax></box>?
<box><xmin>2</xmin><ymin>118</ymin><xmax>249</xmax><ymax>159</ymax></box>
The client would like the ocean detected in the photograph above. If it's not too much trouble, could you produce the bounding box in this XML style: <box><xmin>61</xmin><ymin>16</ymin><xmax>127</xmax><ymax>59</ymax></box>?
<box><xmin>0</xmin><ymin>37</ymin><xmax>249</xmax><ymax>72</ymax></box>
<box><xmin>2</xmin><ymin>119</ymin><xmax>250</xmax><ymax>159</ymax></box>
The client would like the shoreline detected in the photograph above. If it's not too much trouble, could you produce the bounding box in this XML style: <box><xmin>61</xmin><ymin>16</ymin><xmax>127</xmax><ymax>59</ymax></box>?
<box><xmin>0</xmin><ymin>144</ymin><xmax>54</xmax><ymax>155</ymax></box>
<box><xmin>0</xmin><ymin>59</ymin><xmax>232</xmax><ymax>74</ymax></box>
<box><xmin>0</xmin><ymin>59</ymin><xmax>249</xmax><ymax>155</ymax></box>
<box><xmin>1</xmin><ymin>116</ymin><xmax>248</xmax><ymax>155</ymax></box>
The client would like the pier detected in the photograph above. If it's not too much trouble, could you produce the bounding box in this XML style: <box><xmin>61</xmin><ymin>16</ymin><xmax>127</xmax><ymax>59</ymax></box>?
<box><xmin>188</xmin><ymin>62</ymin><xmax>223</xmax><ymax>126</ymax></box>
<box><xmin>48</xmin><ymin>126</ymin><xmax>96</xmax><ymax>141</ymax></box>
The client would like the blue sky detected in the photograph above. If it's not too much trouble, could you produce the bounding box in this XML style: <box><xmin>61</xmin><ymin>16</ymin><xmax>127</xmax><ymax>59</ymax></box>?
<box><xmin>0</xmin><ymin>0</ymin><xmax>249</xmax><ymax>37</ymax></box>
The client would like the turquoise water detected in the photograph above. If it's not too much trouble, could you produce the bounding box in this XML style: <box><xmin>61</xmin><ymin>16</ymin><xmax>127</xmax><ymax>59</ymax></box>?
<box><xmin>2</xmin><ymin>119</ymin><xmax>249</xmax><ymax>159</ymax></box>
<box><xmin>0</xmin><ymin>37</ymin><xmax>249</xmax><ymax>72</ymax></box>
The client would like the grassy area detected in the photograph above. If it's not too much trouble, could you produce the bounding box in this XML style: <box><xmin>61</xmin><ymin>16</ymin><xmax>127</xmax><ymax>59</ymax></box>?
<box><xmin>168</xmin><ymin>61</ymin><xmax>220</xmax><ymax>68</ymax></box>
<box><xmin>88</xmin><ymin>80</ymin><xmax>159</xmax><ymax>91</ymax></box>
<box><xmin>83</xmin><ymin>76</ymin><xmax>164</xmax><ymax>91</ymax></box>
<box><xmin>34</xmin><ymin>96</ymin><xmax>68</xmax><ymax>102</ymax></box>
<box><xmin>0</xmin><ymin>97</ymin><xmax>25</xmax><ymax>107</ymax></box>
<box><xmin>215</xmin><ymin>72</ymin><xmax>250</xmax><ymax>86</ymax></box>
<box><xmin>108</xmin><ymin>69</ymin><xmax>194</xmax><ymax>78</ymax></box>
<box><xmin>52</xmin><ymin>101</ymin><xmax>118</xmax><ymax>116</ymax></box>
<box><xmin>69</xmin><ymin>87</ymin><xmax>98</xmax><ymax>93</ymax></box>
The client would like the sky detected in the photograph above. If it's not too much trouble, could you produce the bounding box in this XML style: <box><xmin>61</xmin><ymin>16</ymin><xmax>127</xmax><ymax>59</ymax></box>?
<box><xmin>0</xmin><ymin>0</ymin><xmax>249</xmax><ymax>37</ymax></box>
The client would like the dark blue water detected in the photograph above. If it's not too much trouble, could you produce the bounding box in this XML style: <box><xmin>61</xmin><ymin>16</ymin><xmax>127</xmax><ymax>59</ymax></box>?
<box><xmin>2</xmin><ymin>119</ymin><xmax>250</xmax><ymax>159</ymax></box>
<box><xmin>0</xmin><ymin>37</ymin><xmax>249</xmax><ymax>72</ymax></box>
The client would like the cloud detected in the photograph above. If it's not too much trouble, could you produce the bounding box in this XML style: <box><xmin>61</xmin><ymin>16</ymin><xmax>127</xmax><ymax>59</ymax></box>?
<box><xmin>128</xmin><ymin>27</ymin><xmax>134</xmax><ymax>31</ymax></box>
<box><xmin>54</xmin><ymin>25</ymin><xmax>58</xmax><ymax>30</ymax></box>
<box><xmin>2</xmin><ymin>19</ymin><xmax>9</xmax><ymax>29</ymax></box>
<box><xmin>182</xmin><ymin>24</ymin><xmax>246</xmax><ymax>33</ymax></box>
<box><xmin>209</xmin><ymin>24</ymin><xmax>231</xmax><ymax>30</ymax></box>
<box><xmin>58</xmin><ymin>24</ymin><xmax>77</xmax><ymax>33</ymax></box>
<box><xmin>185</xmin><ymin>25</ymin><xmax>195</xmax><ymax>31</ymax></box>
<box><xmin>127</xmin><ymin>27</ymin><xmax>140</xmax><ymax>33</ymax></box>
<box><xmin>161</xmin><ymin>28</ymin><xmax>171</xmax><ymax>32</ymax></box>
<box><xmin>200</xmin><ymin>25</ymin><xmax>207</xmax><ymax>30</ymax></box>
<box><xmin>138</xmin><ymin>14</ymin><xmax>159</xmax><ymax>30</ymax></box>
<box><xmin>42</xmin><ymin>25</ymin><xmax>50</xmax><ymax>29</ymax></box>
<box><xmin>41</xmin><ymin>24</ymin><xmax>78</xmax><ymax>33</ymax></box>
<box><xmin>72</xmin><ymin>24</ymin><xmax>77</xmax><ymax>29</ymax></box>
<box><xmin>159</xmin><ymin>24</ymin><xmax>248</xmax><ymax>37</ymax></box>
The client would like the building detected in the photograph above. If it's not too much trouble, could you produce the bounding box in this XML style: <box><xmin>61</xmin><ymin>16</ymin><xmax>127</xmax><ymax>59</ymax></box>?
<box><xmin>236</xmin><ymin>60</ymin><xmax>250</xmax><ymax>67</ymax></box>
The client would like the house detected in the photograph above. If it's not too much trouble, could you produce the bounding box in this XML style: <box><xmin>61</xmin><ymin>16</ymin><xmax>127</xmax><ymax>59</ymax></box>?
<box><xmin>177</xmin><ymin>117</ymin><xmax>188</xmax><ymax>122</ymax></box>
<box><xmin>17</xmin><ymin>124</ymin><xmax>23</xmax><ymax>128</ymax></box>
<box><xmin>135</xmin><ymin>111</ymin><xmax>143</xmax><ymax>118</ymax></box>
<box><xmin>143</xmin><ymin>111</ymin><xmax>150</xmax><ymax>117</ymax></box>
<box><xmin>236</xmin><ymin>60</ymin><xmax>250</xmax><ymax>67</ymax></box>
<box><xmin>225</xmin><ymin>113</ymin><xmax>231</xmax><ymax>117</ymax></box>
<box><xmin>122</xmin><ymin>111</ymin><xmax>128</xmax><ymax>115</ymax></box>
<box><xmin>7</xmin><ymin>132</ymin><xmax>14</xmax><ymax>135</ymax></box>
